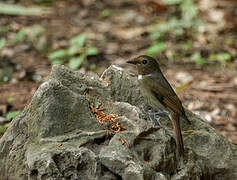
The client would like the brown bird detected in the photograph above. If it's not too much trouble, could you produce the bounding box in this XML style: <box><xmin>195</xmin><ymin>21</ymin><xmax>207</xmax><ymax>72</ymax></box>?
<box><xmin>127</xmin><ymin>55</ymin><xmax>191</xmax><ymax>157</ymax></box>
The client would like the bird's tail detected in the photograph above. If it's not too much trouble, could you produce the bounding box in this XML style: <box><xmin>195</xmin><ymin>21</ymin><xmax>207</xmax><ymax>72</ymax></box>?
<box><xmin>171</xmin><ymin>112</ymin><xmax>184</xmax><ymax>158</ymax></box>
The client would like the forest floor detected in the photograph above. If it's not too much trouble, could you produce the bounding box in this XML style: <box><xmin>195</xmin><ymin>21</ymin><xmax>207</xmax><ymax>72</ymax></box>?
<box><xmin>0</xmin><ymin>0</ymin><xmax>236</xmax><ymax>143</ymax></box>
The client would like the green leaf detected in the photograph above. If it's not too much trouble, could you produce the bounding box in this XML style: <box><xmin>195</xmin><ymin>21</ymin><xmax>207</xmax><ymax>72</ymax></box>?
<box><xmin>181</xmin><ymin>0</ymin><xmax>198</xmax><ymax>22</ymax></box>
<box><xmin>11</xmin><ymin>29</ymin><xmax>27</xmax><ymax>45</ymax></box>
<box><xmin>51</xmin><ymin>59</ymin><xmax>64</xmax><ymax>65</ymax></box>
<box><xmin>48</xmin><ymin>49</ymin><xmax>68</xmax><ymax>60</ymax></box>
<box><xmin>0</xmin><ymin>38</ymin><xmax>6</xmax><ymax>50</ymax></box>
<box><xmin>150</xmin><ymin>18</ymin><xmax>186</xmax><ymax>40</ymax></box>
<box><xmin>85</xmin><ymin>47</ymin><xmax>98</xmax><ymax>56</ymax></box>
<box><xmin>180</xmin><ymin>41</ymin><xmax>192</xmax><ymax>51</ymax></box>
<box><xmin>0</xmin><ymin>2</ymin><xmax>50</xmax><ymax>16</ymax></box>
<box><xmin>162</xmin><ymin>0</ymin><xmax>182</xmax><ymax>5</ymax></box>
<box><xmin>101</xmin><ymin>9</ymin><xmax>111</xmax><ymax>17</ymax></box>
<box><xmin>216</xmin><ymin>52</ymin><xmax>231</xmax><ymax>62</ymax></box>
<box><xmin>67</xmin><ymin>45</ymin><xmax>80</xmax><ymax>56</ymax></box>
<box><xmin>27</xmin><ymin>25</ymin><xmax>45</xmax><ymax>42</ymax></box>
<box><xmin>68</xmin><ymin>55</ymin><xmax>86</xmax><ymax>70</ymax></box>
<box><xmin>6</xmin><ymin>111</ymin><xmax>20</xmax><ymax>121</ymax></box>
<box><xmin>70</xmin><ymin>33</ymin><xmax>87</xmax><ymax>47</ymax></box>
<box><xmin>191</xmin><ymin>52</ymin><xmax>204</xmax><ymax>65</ymax></box>
<box><xmin>146</xmin><ymin>42</ymin><xmax>166</xmax><ymax>56</ymax></box>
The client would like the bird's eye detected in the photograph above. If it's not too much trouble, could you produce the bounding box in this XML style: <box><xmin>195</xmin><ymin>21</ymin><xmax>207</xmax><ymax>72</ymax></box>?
<box><xmin>142</xmin><ymin>60</ymin><xmax>147</xmax><ymax>64</ymax></box>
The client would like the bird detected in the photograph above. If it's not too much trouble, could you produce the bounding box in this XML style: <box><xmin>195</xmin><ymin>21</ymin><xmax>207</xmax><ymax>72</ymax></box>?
<box><xmin>127</xmin><ymin>55</ymin><xmax>191</xmax><ymax>158</ymax></box>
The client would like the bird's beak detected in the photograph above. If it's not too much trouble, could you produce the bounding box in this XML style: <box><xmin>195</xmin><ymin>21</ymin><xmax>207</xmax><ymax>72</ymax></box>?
<box><xmin>126</xmin><ymin>60</ymin><xmax>136</xmax><ymax>65</ymax></box>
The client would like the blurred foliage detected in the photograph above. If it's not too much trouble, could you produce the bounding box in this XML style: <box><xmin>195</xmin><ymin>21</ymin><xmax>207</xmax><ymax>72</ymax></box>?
<box><xmin>7</xmin><ymin>97</ymin><xmax>15</xmax><ymax>103</ymax></box>
<box><xmin>0</xmin><ymin>38</ymin><xmax>6</xmax><ymax>50</ymax></box>
<box><xmin>0</xmin><ymin>58</ymin><xmax>14</xmax><ymax>84</ymax></box>
<box><xmin>147</xmin><ymin>0</ymin><xmax>236</xmax><ymax>65</ymax></box>
<box><xmin>146</xmin><ymin>42</ymin><xmax>166</xmax><ymax>56</ymax></box>
<box><xmin>0</xmin><ymin>123</ymin><xmax>10</xmax><ymax>134</ymax></box>
<box><xmin>0</xmin><ymin>25</ymin><xmax>47</xmax><ymax>84</ymax></box>
<box><xmin>0</xmin><ymin>111</ymin><xmax>20</xmax><ymax>134</ymax></box>
<box><xmin>0</xmin><ymin>25</ymin><xmax>12</xmax><ymax>34</ymax></box>
<box><xmin>191</xmin><ymin>52</ymin><xmax>204</xmax><ymax>65</ymax></box>
<box><xmin>0</xmin><ymin>25</ymin><xmax>11</xmax><ymax>52</ymax></box>
<box><xmin>147</xmin><ymin>0</ymin><xmax>202</xmax><ymax>64</ymax></box>
<box><xmin>6</xmin><ymin>111</ymin><xmax>20</xmax><ymax>121</ymax></box>
<box><xmin>209</xmin><ymin>52</ymin><xmax>232</xmax><ymax>64</ymax></box>
<box><xmin>12</xmin><ymin>25</ymin><xmax>46</xmax><ymax>51</ymax></box>
<box><xmin>150</xmin><ymin>0</ymin><xmax>201</xmax><ymax>41</ymax></box>
<box><xmin>0</xmin><ymin>2</ymin><xmax>50</xmax><ymax>16</ymax></box>
<box><xmin>0</xmin><ymin>66</ymin><xmax>13</xmax><ymax>84</ymax></box>
<box><xmin>49</xmin><ymin>33</ymin><xmax>99</xmax><ymax>70</ymax></box>
<box><xmin>0</xmin><ymin>25</ymin><xmax>47</xmax><ymax>53</ymax></box>
<box><xmin>101</xmin><ymin>9</ymin><xmax>111</xmax><ymax>18</ymax></box>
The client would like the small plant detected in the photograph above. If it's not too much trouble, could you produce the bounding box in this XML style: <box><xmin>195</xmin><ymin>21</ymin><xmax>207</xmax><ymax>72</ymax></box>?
<box><xmin>12</xmin><ymin>25</ymin><xmax>45</xmax><ymax>43</ymax></box>
<box><xmin>149</xmin><ymin>0</ymin><xmax>202</xmax><ymax>41</ymax></box>
<box><xmin>147</xmin><ymin>0</ymin><xmax>203</xmax><ymax>62</ymax></box>
<box><xmin>48</xmin><ymin>33</ymin><xmax>99</xmax><ymax>70</ymax></box>
<box><xmin>191</xmin><ymin>52</ymin><xmax>204</xmax><ymax>65</ymax></box>
<box><xmin>11</xmin><ymin>25</ymin><xmax>46</xmax><ymax>51</ymax></box>
<box><xmin>208</xmin><ymin>52</ymin><xmax>232</xmax><ymax>63</ymax></box>
<box><xmin>146</xmin><ymin>42</ymin><xmax>166</xmax><ymax>57</ymax></box>
<box><xmin>6</xmin><ymin>111</ymin><xmax>20</xmax><ymax>121</ymax></box>
<box><xmin>101</xmin><ymin>9</ymin><xmax>111</xmax><ymax>18</ymax></box>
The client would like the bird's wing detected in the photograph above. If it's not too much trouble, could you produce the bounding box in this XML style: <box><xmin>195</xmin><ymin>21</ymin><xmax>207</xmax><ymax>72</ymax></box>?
<box><xmin>145</xmin><ymin>75</ymin><xmax>184</xmax><ymax>115</ymax></box>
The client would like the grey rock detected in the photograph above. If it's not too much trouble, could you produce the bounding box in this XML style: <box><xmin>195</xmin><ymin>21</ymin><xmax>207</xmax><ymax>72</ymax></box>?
<box><xmin>0</xmin><ymin>65</ymin><xmax>236</xmax><ymax>180</ymax></box>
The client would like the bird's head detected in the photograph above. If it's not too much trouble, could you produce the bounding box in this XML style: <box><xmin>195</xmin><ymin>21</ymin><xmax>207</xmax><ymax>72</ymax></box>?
<box><xmin>127</xmin><ymin>55</ymin><xmax>160</xmax><ymax>75</ymax></box>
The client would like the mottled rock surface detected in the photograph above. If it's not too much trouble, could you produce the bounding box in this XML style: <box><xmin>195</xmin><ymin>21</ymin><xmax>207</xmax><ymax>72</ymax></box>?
<box><xmin>0</xmin><ymin>65</ymin><xmax>236</xmax><ymax>180</ymax></box>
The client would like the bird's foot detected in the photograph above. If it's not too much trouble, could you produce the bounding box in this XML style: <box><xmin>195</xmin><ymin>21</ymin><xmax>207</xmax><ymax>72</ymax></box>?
<box><xmin>151</xmin><ymin>115</ymin><xmax>162</xmax><ymax>126</ymax></box>
<box><xmin>152</xmin><ymin>110</ymin><xmax>169</xmax><ymax>116</ymax></box>
<box><xmin>138</xmin><ymin>105</ymin><xmax>169</xmax><ymax>127</ymax></box>
<box><xmin>148</xmin><ymin>110</ymin><xmax>168</xmax><ymax>127</ymax></box>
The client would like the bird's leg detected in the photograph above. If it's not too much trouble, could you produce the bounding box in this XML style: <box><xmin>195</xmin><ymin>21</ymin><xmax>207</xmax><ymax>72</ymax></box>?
<box><xmin>148</xmin><ymin>109</ymin><xmax>169</xmax><ymax>126</ymax></box>
<box><xmin>149</xmin><ymin>111</ymin><xmax>162</xmax><ymax>126</ymax></box>
<box><xmin>153</xmin><ymin>110</ymin><xmax>169</xmax><ymax>116</ymax></box>
<box><xmin>139</xmin><ymin>105</ymin><xmax>169</xmax><ymax>126</ymax></box>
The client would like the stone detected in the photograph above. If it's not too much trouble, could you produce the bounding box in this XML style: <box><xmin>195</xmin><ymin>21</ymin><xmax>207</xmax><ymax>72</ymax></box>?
<box><xmin>0</xmin><ymin>65</ymin><xmax>236</xmax><ymax>180</ymax></box>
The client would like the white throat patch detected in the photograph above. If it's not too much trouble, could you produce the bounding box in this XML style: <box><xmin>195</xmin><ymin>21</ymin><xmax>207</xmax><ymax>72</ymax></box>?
<box><xmin>138</xmin><ymin>75</ymin><xmax>143</xmax><ymax>80</ymax></box>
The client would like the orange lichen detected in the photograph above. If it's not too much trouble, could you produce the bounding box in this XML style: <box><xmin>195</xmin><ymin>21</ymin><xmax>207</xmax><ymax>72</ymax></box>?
<box><xmin>118</xmin><ymin>137</ymin><xmax>129</xmax><ymax>147</ymax></box>
<box><xmin>112</xmin><ymin>121</ymin><xmax>126</xmax><ymax>133</ymax></box>
<box><xmin>57</xmin><ymin>143</ymin><xmax>63</xmax><ymax>147</ymax></box>
<box><xmin>90</xmin><ymin>105</ymin><xmax>126</xmax><ymax>133</ymax></box>
<box><xmin>183</xmin><ymin>130</ymin><xmax>195</xmax><ymax>134</ymax></box>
